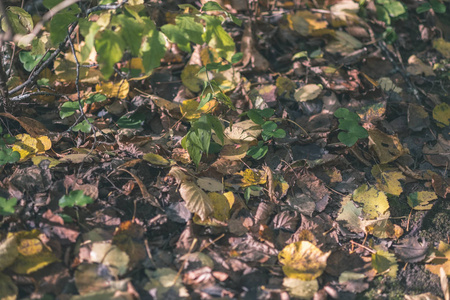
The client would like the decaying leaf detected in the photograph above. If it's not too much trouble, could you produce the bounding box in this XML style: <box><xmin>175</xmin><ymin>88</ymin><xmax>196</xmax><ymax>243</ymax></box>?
<box><xmin>0</xmin><ymin>235</ymin><xmax>19</xmax><ymax>271</ymax></box>
<box><xmin>368</xmin><ymin>129</ymin><xmax>408</xmax><ymax>164</ymax></box>
<box><xmin>0</xmin><ymin>273</ymin><xmax>18</xmax><ymax>300</ymax></box>
<box><xmin>394</xmin><ymin>237</ymin><xmax>428</xmax><ymax>263</ymax></box>
<box><xmin>95</xmin><ymin>79</ymin><xmax>129</xmax><ymax>99</ymax></box>
<box><xmin>224</xmin><ymin>120</ymin><xmax>262</xmax><ymax>142</ymax></box>
<box><xmin>294</xmin><ymin>84</ymin><xmax>323</xmax><ymax>102</ymax></box>
<box><xmin>283</xmin><ymin>278</ymin><xmax>319</xmax><ymax>299</ymax></box>
<box><xmin>193</xmin><ymin>192</ymin><xmax>232</xmax><ymax>226</ymax></box>
<box><xmin>181</xmin><ymin>64</ymin><xmax>204</xmax><ymax>92</ymax></box>
<box><xmin>197</xmin><ymin>177</ymin><xmax>223</xmax><ymax>192</ymax></box>
<box><xmin>406</xmin><ymin>55</ymin><xmax>435</xmax><ymax>76</ymax></box>
<box><xmin>179</xmin><ymin>181</ymin><xmax>214</xmax><ymax>221</ymax></box>
<box><xmin>336</xmin><ymin>195</ymin><xmax>364</xmax><ymax>234</ymax></box>
<box><xmin>426</xmin><ymin>241</ymin><xmax>450</xmax><ymax>276</ymax></box>
<box><xmin>180</xmin><ymin>99</ymin><xmax>217</xmax><ymax>120</ymax></box>
<box><xmin>372</xmin><ymin>248</ymin><xmax>398</xmax><ymax>278</ymax></box>
<box><xmin>407</xmin><ymin>191</ymin><xmax>438</xmax><ymax>210</ymax></box>
<box><xmin>423</xmin><ymin>135</ymin><xmax>450</xmax><ymax>168</ymax></box>
<box><xmin>278</xmin><ymin>241</ymin><xmax>331</xmax><ymax>280</ymax></box>
<box><xmin>371</xmin><ymin>164</ymin><xmax>405</xmax><ymax>196</ymax></box>
<box><xmin>143</xmin><ymin>152</ymin><xmax>172</xmax><ymax>167</ymax></box>
<box><xmin>12</xmin><ymin>134</ymin><xmax>51</xmax><ymax>160</ymax></box>
<box><xmin>353</xmin><ymin>184</ymin><xmax>389</xmax><ymax>220</ymax></box>
<box><xmin>237</xmin><ymin>168</ymin><xmax>267</xmax><ymax>188</ymax></box>
<box><xmin>433</xmin><ymin>103</ymin><xmax>450</xmax><ymax>128</ymax></box>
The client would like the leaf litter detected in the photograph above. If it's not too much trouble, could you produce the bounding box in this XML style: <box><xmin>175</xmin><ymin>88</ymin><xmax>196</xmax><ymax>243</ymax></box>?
<box><xmin>1</xmin><ymin>0</ymin><xmax>450</xmax><ymax>299</ymax></box>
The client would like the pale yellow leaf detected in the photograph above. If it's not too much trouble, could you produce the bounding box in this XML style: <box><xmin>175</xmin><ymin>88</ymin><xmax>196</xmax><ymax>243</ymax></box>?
<box><xmin>353</xmin><ymin>184</ymin><xmax>389</xmax><ymax>219</ymax></box>
<box><xmin>179</xmin><ymin>181</ymin><xmax>213</xmax><ymax>221</ymax></box>
<box><xmin>96</xmin><ymin>79</ymin><xmax>129</xmax><ymax>99</ymax></box>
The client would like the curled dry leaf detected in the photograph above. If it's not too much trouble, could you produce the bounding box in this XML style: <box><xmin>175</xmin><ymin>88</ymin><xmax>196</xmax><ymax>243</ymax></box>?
<box><xmin>179</xmin><ymin>181</ymin><xmax>214</xmax><ymax>221</ymax></box>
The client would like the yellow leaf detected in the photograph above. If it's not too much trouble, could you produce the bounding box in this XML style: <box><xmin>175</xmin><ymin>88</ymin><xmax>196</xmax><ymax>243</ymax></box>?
<box><xmin>31</xmin><ymin>156</ymin><xmax>61</xmax><ymax>168</ymax></box>
<box><xmin>180</xmin><ymin>99</ymin><xmax>217</xmax><ymax>120</ymax></box>
<box><xmin>276</xmin><ymin>77</ymin><xmax>296</xmax><ymax>97</ymax></box>
<box><xmin>407</xmin><ymin>191</ymin><xmax>438</xmax><ymax>210</ymax></box>
<box><xmin>372</xmin><ymin>248</ymin><xmax>398</xmax><ymax>278</ymax></box>
<box><xmin>278</xmin><ymin>241</ymin><xmax>331</xmax><ymax>280</ymax></box>
<box><xmin>193</xmin><ymin>192</ymin><xmax>231</xmax><ymax>226</ymax></box>
<box><xmin>353</xmin><ymin>184</ymin><xmax>389</xmax><ymax>220</ymax></box>
<box><xmin>96</xmin><ymin>79</ymin><xmax>129</xmax><ymax>99</ymax></box>
<box><xmin>426</xmin><ymin>241</ymin><xmax>450</xmax><ymax>276</ymax></box>
<box><xmin>143</xmin><ymin>153</ymin><xmax>172</xmax><ymax>167</ymax></box>
<box><xmin>371</xmin><ymin>165</ymin><xmax>405</xmax><ymax>196</ymax></box>
<box><xmin>0</xmin><ymin>235</ymin><xmax>19</xmax><ymax>271</ymax></box>
<box><xmin>433</xmin><ymin>38</ymin><xmax>450</xmax><ymax>59</ymax></box>
<box><xmin>8</xmin><ymin>230</ymin><xmax>57</xmax><ymax>274</ymax></box>
<box><xmin>12</xmin><ymin>134</ymin><xmax>51</xmax><ymax>160</ymax></box>
<box><xmin>368</xmin><ymin>129</ymin><xmax>408</xmax><ymax>164</ymax></box>
<box><xmin>237</xmin><ymin>169</ymin><xmax>267</xmax><ymax>188</ymax></box>
<box><xmin>433</xmin><ymin>102</ymin><xmax>450</xmax><ymax>128</ymax></box>
<box><xmin>289</xmin><ymin>11</ymin><xmax>330</xmax><ymax>36</ymax></box>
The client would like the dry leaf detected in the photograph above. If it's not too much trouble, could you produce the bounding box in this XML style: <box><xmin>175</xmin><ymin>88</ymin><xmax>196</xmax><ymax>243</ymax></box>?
<box><xmin>179</xmin><ymin>181</ymin><xmax>214</xmax><ymax>221</ymax></box>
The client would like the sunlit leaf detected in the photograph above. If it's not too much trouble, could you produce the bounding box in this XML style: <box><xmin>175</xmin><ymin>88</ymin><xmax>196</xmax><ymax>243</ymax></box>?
<box><xmin>96</xmin><ymin>80</ymin><xmax>129</xmax><ymax>99</ymax></box>
<box><xmin>283</xmin><ymin>278</ymin><xmax>319</xmax><ymax>299</ymax></box>
<box><xmin>278</xmin><ymin>241</ymin><xmax>331</xmax><ymax>280</ymax></box>
<box><xmin>95</xmin><ymin>30</ymin><xmax>125</xmax><ymax>78</ymax></box>
<box><xmin>179</xmin><ymin>181</ymin><xmax>213</xmax><ymax>221</ymax></box>
<box><xmin>372</xmin><ymin>248</ymin><xmax>398</xmax><ymax>278</ymax></box>
<box><xmin>181</xmin><ymin>64</ymin><xmax>204</xmax><ymax>93</ymax></box>
<box><xmin>407</xmin><ymin>191</ymin><xmax>438</xmax><ymax>210</ymax></box>
<box><xmin>237</xmin><ymin>168</ymin><xmax>267</xmax><ymax>188</ymax></box>
<box><xmin>353</xmin><ymin>184</ymin><xmax>389</xmax><ymax>220</ymax></box>
<box><xmin>426</xmin><ymin>241</ymin><xmax>450</xmax><ymax>276</ymax></box>
<box><xmin>143</xmin><ymin>153</ymin><xmax>171</xmax><ymax>167</ymax></box>
<box><xmin>294</xmin><ymin>84</ymin><xmax>323</xmax><ymax>102</ymax></box>
<box><xmin>12</xmin><ymin>134</ymin><xmax>51</xmax><ymax>160</ymax></box>
<box><xmin>432</xmin><ymin>102</ymin><xmax>450</xmax><ymax>128</ymax></box>
<box><xmin>371</xmin><ymin>164</ymin><xmax>405</xmax><ymax>196</ymax></box>
<box><xmin>180</xmin><ymin>99</ymin><xmax>217</xmax><ymax>120</ymax></box>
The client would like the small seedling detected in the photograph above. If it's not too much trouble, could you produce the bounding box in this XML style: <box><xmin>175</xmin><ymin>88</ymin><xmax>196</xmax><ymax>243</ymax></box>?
<box><xmin>246</xmin><ymin>109</ymin><xmax>286</xmax><ymax>160</ymax></box>
<box><xmin>334</xmin><ymin>108</ymin><xmax>368</xmax><ymax>147</ymax></box>
<box><xmin>0</xmin><ymin>126</ymin><xmax>20</xmax><ymax>165</ymax></box>
<box><xmin>59</xmin><ymin>190</ymin><xmax>94</xmax><ymax>208</ymax></box>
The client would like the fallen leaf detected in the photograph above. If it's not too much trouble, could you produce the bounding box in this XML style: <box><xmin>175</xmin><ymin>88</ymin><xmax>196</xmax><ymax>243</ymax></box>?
<box><xmin>283</xmin><ymin>278</ymin><xmax>319</xmax><ymax>299</ymax></box>
<box><xmin>353</xmin><ymin>184</ymin><xmax>389</xmax><ymax>219</ymax></box>
<box><xmin>197</xmin><ymin>177</ymin><xmax>223</xmax><ymax>192</ymax></box>
<box><xmin>433</xmin><ymin>38</ymin><xmax>450</xmax><ymax>58</ymax></box>
<box><xmin>224</xmin><ymin>120</ymin><xmax>261</xmax><ymax>142</ymax></box>
<box><xmin>407</xmin><ymin>191</ymin><xmax>438</xmax><ymax>210</ymax></box>
<box><xmin>180</xmin><ymin>99</ymin><xmax>217</xmax><ymax>120</ymax></box>
<box><xmin>12</xmin><ymin>134</ymin><xmax>51</xmax><ymax>160</ymax></box>
<box><xmin>96</xmin><ymin>79</ymin><xmax>129</xmax><ymax>99</ymax></box>
<box><xmin>423</xmin><ymin>135</ymin><xmax>450</xmax><ymax>167</ymax></box>
<box><xmin>426</xmin><ymin>241</ymin><xmax>450</xmax><ymax>276</ymax></box>
<box><xmin>181</xmin><ymin>64</ymin><xmax>204</xmax><ymax>93</ymax></box>
<box><xmin>237</xmin><ymin>168</ymin><xmax>267</xmax><ymax>188</ymax></box>
<box><xmin>394</xmin><ymin>237</ymin><xmax>428</xmax><ymax>263</ymax></box>
<box><xmin>0</xmin><ymin>273</ymin><xmax>17</xmax><ymax>300</ymax></box>
<box><xmin>368</xmin><ymin>129</ymin><xmax>408</xmax><ymax>164</ymax></box>
<box><xmin>294</xmin><ymin>84</ymin><xmax>323</xmax><ymax>102</ymax></box>
<box><xmin>432</xmin><ymin>102</ymin><xmax>450</xmax><ymax>127</ymax></box>
<box><xmin>372</xmin><ymin>248</ymin><xmax>398</xmax><ymax>278</ymax></box>
<box><xmin>241</xmin><ymin>22</ymin><xmax>269</xmax><ymax>72</ymax></box>
<box><xmin>406</xmin><ymin>55</ymin><xmax>435</xmax><ymax>76</ymax></box>
<box><xmin>371</xmin><ymin>164</ymin><xmax>405</xmax><ymax>196</ymax></box>
<box><xmin>278</xmin><ymin>241</ymin><xmax>331</xmax><ymax>280</ymax></box>
<box><xmin>179</xmin><ymin>181</ymin><xmax>214</xmax><ymax>221</ymax></box>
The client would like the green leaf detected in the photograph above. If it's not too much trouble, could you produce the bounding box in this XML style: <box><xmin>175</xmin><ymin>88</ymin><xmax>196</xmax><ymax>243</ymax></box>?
<box><xmin>43</xmin><ymin>0</ymin><xmax>80</xmax><ymax>12</ymax></box>
<box><xmin>215</xmin><ymin>92</ymin><xmax>235</xmax><ymax>110</ymax></box>
<box><xmin>430</xmin><ymin>0</ymin><xmax>446</xmax><ymax>13</ymax></box>
<box><xmin>0</xmin><ymin>197</ymin><xmax>17</xmax><ymax>216</ymax></box>
<box><xmin>116</xmin><ymin>111</ymin><xmax>146</xmax><ymax>129</ymax></box>
<box><xmin>338</xmin><ymin>119</ymin><xmax>358</xmax><ymax>131</ymax></box>
<box><xmin>202</xmin><ymin>1</ymin><xmax>226</xmax><ymax>12</ymax></box>
<box><xmin>19</xmin><ymin>52</ymin><xmax>51</xmax><ymax>72</ymax></box>
<box><xmin>375</xmin><ymin>5</ymin><xmax>391</xmax><ymax>25</ymax></box>
<box><xmin>259</xmin><ymin>108</ymin><xmax>275</xmax><ymax>118</ymax></box>
<box><xmin>198</xmin><ymin>93</ymin><xmax>212</xmax><ymax>109</ymax></box>
<box><xmin>2</xmin><ymin>7</ymin><xmax>33</xmax><ymax>35</ymax></box>
<box><xmin>416</xmin><ymin>3</ymin><xmax>431</xmax><ymax>13</ymax></box>
<box><xmin>247</xmin><ymin>141</ymin><xmax>268</xmax><ymax>160</ymax></box>
<box><xmin>262</xmin><ymin>121</ymin><xmax>277</xmax><ymax>132</ymax></box>
<box><xmin>79</xmin><ymin>19</ymin><xmax>101</xmax><ymax>62</ymax></box>
<box><xmin>175</xmin><ymin>15</ymin><xmax>204</xmax><ymax>45</ymax></box>
<box><xmin>59</xmin><ymin>190</ymin><xmax>94</xmax><ymax>208</ymax></box>
<box><xmin>231</xmin><ymin>52</ymin><xmax>243</xmax><ymax>64</ymax></box>
<box><xmin>95</xmin><ymin>30</ymin><xmax>125</xmax><ymax>78</ymax></box>
<box><xmin>60</xmin><ymin>101</ymin><xmax>80</xmax><ymax>119</ymax></box>
<box><xmin>383</xmin><ymin>0</ymin><xmax>406</xmax><ymax>17</ymax></box>
<box><xmin>0</xmin><ymin>148</ymin><xmax>20</xmax><ymax>165</ymax></box>
<box><xmin>115</xmin><ymin>15</ymin><xmax>144</xmax><ymax>56</ymax></box>
<box><xmin>72</xmin><ymin>119</ymin><xmax>92</xmax><ymax>133</ymax></box>
<box><xmin>248</xmin><ymin>109</ymin><xmax>265</xmax><ymax>125</ymax></box>
<box><xmin>207</xmin><ymin>115</ymin><xmax>224</xmax><ymax>144</ymax></box>
<box><xmin>347</xmin><ymin>124</ymin><xmax>368</xmax><ymax>139</ymax></box>
<box><xmin>161</xmin><ymin>24</ymin><xmax>191</xmax><ymax>53</ymax></box>
<box><xmin>50</xmin><ymin>13</ymin><xmax>78</xmax><ymax>45</ymax></box>
<box><xmin>141</xmin><ymin>19</ymin><xmax>166</xmax><ymax>73</ymax></box>
<box><xmin>338</xmin><ymin>131</ymin><xmax>358</xmax><ymax>147</ymax></box>
<box><xmin>85</xmin><ymin>94</ymin><xmax>107</xmax><ymax>104</ymax></box>
<box><xmin>184</xmin><ymin>134</ymin><xmax>202</xmax><ymax>166</ymax></box>
<box><xmin>272</xmin><ymin>128</ymin><xmax>286</xmax><ymax>138</ymax></box>
<box><xmin>334</xmin><ymin>108</ymin><xmax>350</xmax><ymax>119</ymax></box>
<box><xmin>202</xmin><ymin>15</ymin><xmax>235</xmax><ymax>62</ymax></box>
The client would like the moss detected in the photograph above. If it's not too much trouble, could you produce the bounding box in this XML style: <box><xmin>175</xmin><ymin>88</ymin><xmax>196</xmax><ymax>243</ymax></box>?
<box><xmin>420</xmin><ymin>199</ymin><xmax>450</xmax><ymax>244</ymax></box>
<box><xmin>358</xmin><ymin>276</ymin><xmax>404</xmax><ymax>300</ymax></box>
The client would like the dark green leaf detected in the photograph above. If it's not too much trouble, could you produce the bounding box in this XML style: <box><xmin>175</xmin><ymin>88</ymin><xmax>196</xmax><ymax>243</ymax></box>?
<box><xmin>248</xmin><ymin>109</ymin><xmax>265</xmax><ymax>125</ymax></box>
<box><xmin>416</xmin><ymin>3</ymin><xmax>431</xmax><ymax>13</ymax></box>
<box><xmin>161</xmin><ymin>24</ymin><xmax>191</xmax><ymax>53</ymax></box>
<box><xmin>117</xmin><ymin>111</ymin><xmax>146</xmax><ymax>129</ymax></box>
<box><xmin>202</xmin><ymin>1</ymin><xmax>226</xmax><ymax>12</ymax></box>
<box><xmin>19</xmin><ymin>52</ymin><xmax>51</xmax><ymax>72</ymax></box>
<box><xmin>0</xmin><ymin>148</ymin><xmax>20</xmax><ymax>165</ymax></box>
<box><xmin>231</xmin><ymin>52</ymin><xmax>243</xmax><ymax>64</ymax></box>
<box><xmin>0</xmin><ymin>197</ymin><xmax>17</xmax><ymax>216</ymax></box>
<box><xmin>50</xmin><ymin>13</ymin><xmax>78</xmax><ymax>45</ymax></box>
<box><xmin>262</xmin><ymin>121</ymin><xmax>277</xmax><ymax>132</ymax></box>
<box><xmin>60</xmin><ymin>101</ymin><xmax>80</xmax><ymax>119</ymax></box>
<box><xmin>207</xmin><ymin>115</ymin><xmax>224</xmax><ymax>144</ymax></box>
<box><xmin>430</xmin><ymin>0</ymin><xmax>446</xmax><ymax>13</ymax></box>
<box><xmin>59</xmin><ymin>190</ymin><xmax>94</xmax><ymax>208</ymax></box>
<box><xmin>175</xmin><ymin>15</ymin><xmax>204</xmax><ymax>45</ymax></box>
<box><xmin>338</xmin><ymin>131</ymin><xmax>358</xmax><ymax>147</ymax></box>
<box><xmin>272</xmin><ymin>128</ymin><xmax>286</xmax><ymax>138</ymax></box>
<box><xmin>334</xmin><ymin>108</ymin><xmax>350</xmax><ymax>119</ymax></box>
<box><xmin>95</xmin><ymin>30</ymin><xmax>125</xmax><ymax>78</ymax></box>
<box><xmin>115</xmin><ymin>15</ymin><xmax>144</xmax><ymax>56</ymax></box>
<box><xmin>259</xmin><ymin>108</ymin><xmax>275</xmax><ymax>118</ymax></box>
<box><xmin>72</xmin><ymin>119</ymin><xmax>92</xmax><ymax>133</ymax></box>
